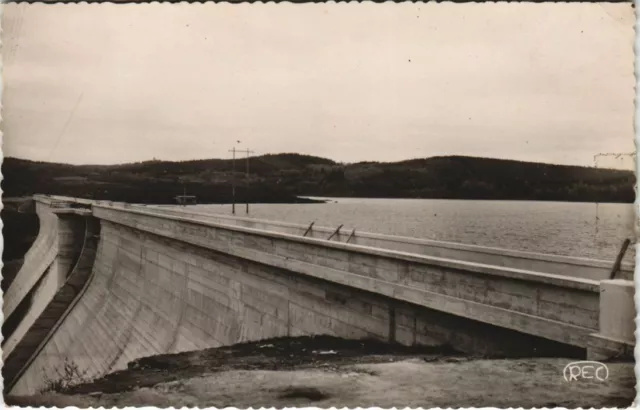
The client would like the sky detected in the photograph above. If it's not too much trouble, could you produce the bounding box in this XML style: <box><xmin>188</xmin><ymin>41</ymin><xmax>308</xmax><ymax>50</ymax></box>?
<box><xmin>1</xmin><ymin>3</ymin><xmax>636</xmax><ymax>169</ymax></box>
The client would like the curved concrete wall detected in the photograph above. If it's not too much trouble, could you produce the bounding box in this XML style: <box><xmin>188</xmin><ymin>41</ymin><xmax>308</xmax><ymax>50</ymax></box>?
<box><xmin>10</xmin><ymin>215</ymin><xmax>590</xmax><ymax>395</ymax></box>
<box><xmin>6</xmin><ymin>197</ymin><xmax>634</xmax><ymax>395</ymax></box>
<box><xmin>3</xmin><ymin>216</ymin><xmax>100</xmax><ymax>391</ymax></box>
<box><xmin>2</xmin><ymin>209</ymin><xmax>85</xmax><ymax>346</ymax></box>
<box><xmin>4</xmin><ymin>202</ymin><xmax>60</xmax><ymax>320</ymax></box>
<box><xmin>91</xmin><ymin>205</ymin><xmax>601</xmax><ymax>344</ymax></box>
<box><xmin>148</xmin><ymin>205</ymin><xmax>634</xmax><ymax>280</ymax></box>
<box><xmin>47</xmin><ymin>196</ymin><xmax>634</xmax><ymax>280</ymax></box>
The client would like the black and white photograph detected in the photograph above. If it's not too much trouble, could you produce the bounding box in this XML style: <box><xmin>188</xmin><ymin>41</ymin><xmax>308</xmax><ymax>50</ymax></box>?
<box><xmin>1</xmin><ymin>2</ymin><xmax>637</xmax><ymax>408</ymax></box>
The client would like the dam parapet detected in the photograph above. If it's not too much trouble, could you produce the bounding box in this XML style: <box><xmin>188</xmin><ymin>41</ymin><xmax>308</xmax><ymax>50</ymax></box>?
<box><xmin>3</xmin><ymin>195</ymin><xmax>635</xmax><ymax>395</ymax></box>
<box><xmin>44</xmin><ymin>195</ymin><xmax>635</xmax><ymax>281</ymax></box>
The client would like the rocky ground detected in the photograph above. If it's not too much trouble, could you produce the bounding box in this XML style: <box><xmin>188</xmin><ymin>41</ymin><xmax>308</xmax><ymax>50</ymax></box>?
<box><xmin>6</xmin><ymin>336</ymin><xmax>636</xmax><ymax>408</ymax></box>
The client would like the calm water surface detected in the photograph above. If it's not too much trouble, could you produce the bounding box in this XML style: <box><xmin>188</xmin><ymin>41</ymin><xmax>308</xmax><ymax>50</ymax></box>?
<box><xmin>183</xmin><ymin>198</ymin><xmax>636</xmax><ymax>263</ymax></box>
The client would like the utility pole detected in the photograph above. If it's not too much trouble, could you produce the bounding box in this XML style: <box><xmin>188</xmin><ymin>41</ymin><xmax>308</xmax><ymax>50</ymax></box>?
<box><xmin>244</xmin><ymin>149</ymin><xmax>254</xmax><ymax>214</ymax></box>
<box><xmin>228</xmin><ymin>147</ymin><xmax>237</xmax><ymax>214</ymax></box>
<box><xmin>229</xmin><ymin>146</ymin><xmax>253</xmax><ymax>215</ymax></box>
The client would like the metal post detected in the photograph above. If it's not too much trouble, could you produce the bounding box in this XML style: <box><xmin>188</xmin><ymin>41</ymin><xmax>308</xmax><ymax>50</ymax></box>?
<box><xmin>610</xmin><ymin>238</ymin><xmax>631</xmax><ymax>279</ymax></box>
<box><xmin>346</xmin><ymin>229</ymin><xmax>356</xmax><ymax>243</ymax></box>
<box><xmin>303</xmin><ymin>222</ymin><xmax>315</xmax><ymax>237</ymax></box>
<box><xmin>230</xmin><ymin>147</ymin><xmax>252</xmax><ymax>215</ymax></box>
<box><xmin>229</xmin><ymin>147</ymin><xmax>236</xmax><ymax>214</ymax></box>
<box><xmin>327</xmin><ymin>224</ymin><xmax>343</xmax><ymax>241</ymax></box>
<box><xmin>245</xmin><ymin>150</ymin><xmax>250</xmax><ymax>214</ymax></box>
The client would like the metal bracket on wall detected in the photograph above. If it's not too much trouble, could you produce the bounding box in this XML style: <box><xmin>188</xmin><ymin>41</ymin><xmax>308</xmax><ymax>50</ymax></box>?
<box><xmin>610</xmin><ymin>238</ymin><xmax>631</xmax><ymax>279</ymax></box>
<box><xmin>303</xmin><ymin>222</ymin><xmax>314</xmax><ymax>237</ymax></box>
<box><xmin>346</xmin><ymin>229</ymin><xmax>356</xmax><ymax>243</ymax></box>
<box><xmin>327</xmin><ymin>224</ymin><xmax>343</xmax><ymax>241</ymax></box>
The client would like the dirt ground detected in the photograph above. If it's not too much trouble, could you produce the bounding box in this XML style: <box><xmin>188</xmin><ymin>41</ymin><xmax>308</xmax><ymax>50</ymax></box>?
<box><xmin>5</xmin><ymin>336</ymin><xmax>636</xmax><ymax>408</ymax></box>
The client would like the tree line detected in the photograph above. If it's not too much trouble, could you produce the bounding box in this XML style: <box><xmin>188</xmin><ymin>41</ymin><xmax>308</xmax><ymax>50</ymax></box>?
<box><xmin>2</xmin><ymin>154</ymin><xmax>635</xmax><ymax>204</ymax></box>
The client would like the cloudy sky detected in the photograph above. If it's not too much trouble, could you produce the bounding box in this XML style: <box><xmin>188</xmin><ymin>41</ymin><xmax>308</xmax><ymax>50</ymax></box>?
<box><xmin>2</xmin><ymin>3</ymin><xmax>635</xmax><ymax>169</ymax></box>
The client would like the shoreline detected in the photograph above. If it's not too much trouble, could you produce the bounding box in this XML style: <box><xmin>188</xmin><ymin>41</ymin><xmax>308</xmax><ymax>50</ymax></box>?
<box><xmin>298</xmin><ymin>196</ymin><xmax>636</xmax><ymax>206</ymax></box>
<box><xmin>3</xmin><ymin>195</ymin><xmax>635</xmax><ymax>207</ymax></box>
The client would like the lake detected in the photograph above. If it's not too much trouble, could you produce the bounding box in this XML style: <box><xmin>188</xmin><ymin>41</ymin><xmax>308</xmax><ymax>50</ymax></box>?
<box><xmin>180</xmin><ymin>198</ymin><xmax>637</xmax><ymax>264</ymax></box>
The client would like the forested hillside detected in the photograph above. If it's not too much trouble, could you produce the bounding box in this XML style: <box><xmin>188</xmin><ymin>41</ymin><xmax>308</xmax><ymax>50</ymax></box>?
<box><xmin>2</xmin><ymin>154</ymin><xmax>635</xmax><ymax>204</ymax></box>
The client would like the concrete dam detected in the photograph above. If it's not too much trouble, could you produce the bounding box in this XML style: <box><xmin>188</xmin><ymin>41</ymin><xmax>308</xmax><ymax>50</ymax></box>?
<box><xmin>2</xmin><ymin>195</ymin><xmax>636</xmax><ymax>395</ymax></box>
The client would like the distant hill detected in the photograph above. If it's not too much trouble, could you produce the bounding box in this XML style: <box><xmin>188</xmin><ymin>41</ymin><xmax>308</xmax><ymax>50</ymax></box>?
<box><xmin>1</xmin><ymin>154</ymin><xmax>635</xmax><ymax>204</ymax></box>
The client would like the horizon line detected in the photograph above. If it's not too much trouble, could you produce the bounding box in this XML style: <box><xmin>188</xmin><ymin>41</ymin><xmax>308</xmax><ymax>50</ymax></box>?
<box><xmin>2</xmin><ymin>153</ymin><xmax>633</xmax><ymax>172</ymax></box>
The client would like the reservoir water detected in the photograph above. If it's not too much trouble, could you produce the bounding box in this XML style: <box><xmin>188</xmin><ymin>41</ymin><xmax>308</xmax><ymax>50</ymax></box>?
<box><xmin>179</xmin><ymin>198</ymin><xmax>636</xmax><ymax>264</ymax></box>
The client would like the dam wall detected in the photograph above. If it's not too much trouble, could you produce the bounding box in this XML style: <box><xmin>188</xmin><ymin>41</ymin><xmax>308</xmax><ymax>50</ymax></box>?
<box><xmin>131</xmin><ymin>203</ymin><xmax>634</xmax><ymax>280</ymax></box>
<box><xmin>2</xmin><ymin>200</ymin><xmax>87</xmax><ymax>336</ymax></box>
<box><xmin>3</xmin><ymin>214</ymin><xmax>100</xmax><ymax>391</ymax></box>
<box><xmin>48</xmin><ymin>196</ymin><xmax>635</xmax><ymax>280</ymax></box>
<box><xmin>3</xmin><ymin>201</ymin><xmax>61</xmax><ymax>321</ymax></box>
<box><xmin>4</xmin><ymin>196</ymin><xmax>636</xmax><ymax>395</ymax></box>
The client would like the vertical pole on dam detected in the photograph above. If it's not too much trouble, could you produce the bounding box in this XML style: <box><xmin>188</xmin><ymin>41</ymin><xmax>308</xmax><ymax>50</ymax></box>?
<box><xmin>230</xmin><ymin>147</ymin><xmax>253</xmax><ymax>215</ymax></box>
<box><xmin>245</xmin><ymin>149</ymin><xmax>253</xmax><ymax>215</ymax></box>
<box><xmin>229</xmin><ymin>147</ymin><xmax>236</xmax><ymax>214</ymax></box>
